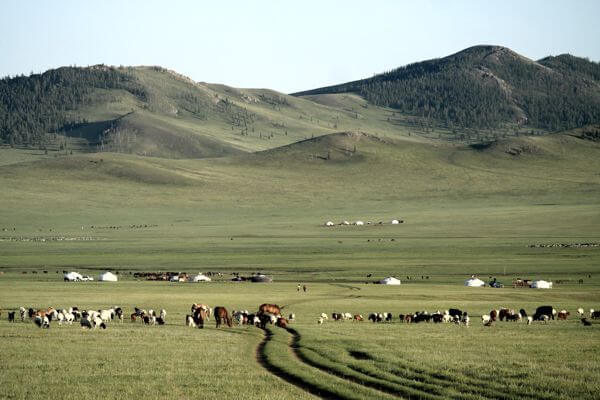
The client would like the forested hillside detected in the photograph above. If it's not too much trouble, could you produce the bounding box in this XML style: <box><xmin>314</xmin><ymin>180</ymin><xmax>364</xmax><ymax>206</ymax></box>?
<box><xmin>0</xmin><ymin>66</ymin><xmax>146</xmax><ymax>146</ymax></box>
<box><xmin>293</xmin><ymin>45</ymin><xmax>600</xmax><ymax>132</ymax></box>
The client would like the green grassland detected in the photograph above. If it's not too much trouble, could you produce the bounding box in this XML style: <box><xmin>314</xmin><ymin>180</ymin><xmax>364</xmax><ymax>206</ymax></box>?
<box><xmin>1</xmin><ymin>126</ymin><xmax>600</xmax><ymax>399</ymax></box>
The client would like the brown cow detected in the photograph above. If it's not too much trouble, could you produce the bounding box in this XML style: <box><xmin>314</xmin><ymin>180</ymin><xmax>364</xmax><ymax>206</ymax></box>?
<box><xmin>258</xmin><ymin>303</ymin><xmax>283</xmax><ymax>316</ymax></box>
<box><xmin>214</xmin><ymin>306</ymin><xmax>232</xmax><ymax>328</ymax></box>
<box><xmin>353</xmin><ymin>314</ymin><xmax>363</xmax><ymax>322</ymax></box>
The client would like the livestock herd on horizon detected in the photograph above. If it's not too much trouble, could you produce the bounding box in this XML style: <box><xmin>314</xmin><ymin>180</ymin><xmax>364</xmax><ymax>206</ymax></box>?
<box><xmin>2</xmin><ymin>303</ymin><xmax>598</xmax><ymax>330</ymax></box>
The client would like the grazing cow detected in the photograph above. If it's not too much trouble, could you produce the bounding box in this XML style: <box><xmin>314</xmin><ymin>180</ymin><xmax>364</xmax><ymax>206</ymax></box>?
<box><xmin>577</xmin><ymin>307</ymin><xmax>584</xmax><ymax>316</ymax></box>
<box><xmin>591</xmin><ymin>310</ymin><xmax>600</xmax><ymax>320</ymax></box>
<box><xmin>481</xmin><ymin>315</ymin><xmax>491</xmax><ymax>324</ymax></box>
<box><xmin>258</xmin><ymin>303</ymin><xmax>283</xmax><ymax>316</ymax></box>
<box><xmin>342</xmin><ymin>312</ymin><xmax>353</xmax><ymax>321</ymax></box>
<box><xmin>353</xmin><ymin>314</ymin><xmax>363</xmax><ymax>322</ymax></box>
<box><xmin>448</xmin><ymin>309</ymin><xmax>462</xmax><ymax>319</ymax></box>
<box><xmin>8</xmin><ymin>311</ymin><xmax>15</xmax><ymax>322</ymax></box>
<box><xmin>214</xmin><ymin>307</ymin><xmax>232</xmax><ymax>328</ymax></box>
<box><xmin>484</xmin><ymin>319</ymin><xmax>493</xmax><ymax>327</ymax></box>
<box><xmin>332</xmin><ymin>313</ymin><xmax>343</xmax><ymax>321</ymax></box>
<box><xmin>582</xmin><ymin>318</ymin><xmax>592</xmax><ymax>326</ymax></box>
<box><xmin>557</xmin><ymin>310</ymin><xmax>570</xmax><ymax>320</ymax></box>
<box><xmin>384</xmin><ymin>313</ymin><xmax>393</xmax><ymax>322</ymax></box>
<box><xmin>319</xmin><ymin>313</ymin><xmax>328</xmax><ymax>320</ymax></box>
<box><xmin>156</xmin><ymin>317</ymin><xmax>165</xmax><ymax>325</ymax></box>
<box><xmin>519</xmin><ymin>309</ymin><xmax>528</xmax><ymax>318</ymax></box>
<box><xmin>404</xmin><ymin>314</ymin><xmax>413</xmax><ymax>324</ymax></box>
<box><xmin>526</xmin><ymin>316</ymin><xmax>533</xmax><ymax>325</ymax></box>
<box><xmin>28</xmin><ymin>308</ymin><xmax>35</xmax><ymax>319</ymax></box>
<box><xmin>533</xmin><ymin>306</ymin><xmax>555</xmax><ymax>321</ymax></box>
<box><xmin>19</xmin><ymin>307</ymin><xmax>26</xmax><ymax>322</ymax></box>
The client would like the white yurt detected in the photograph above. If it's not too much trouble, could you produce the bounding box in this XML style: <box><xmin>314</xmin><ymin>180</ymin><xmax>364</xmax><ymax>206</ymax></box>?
<box><xmin>380</xmin><ymin>277</ymin><xmax>401</xmax><ymax>285</ymax></box>
<box><xmin>64</xmin><ymin>271</ymin><xmax>83</xmax><ymax>281</ymax></box>
<box><xmin>99</xmin><ymin>271</ymin><xmax>118</xmax><ymax>282</ymax></box>
<box><xmin>325</xmin><ymin>221</ymin><xmax>335</xmax><ymax>226</ymax></box>
<box><xmin>191</xmin><ymin>273</ymin><xmax>212</xmax><ymax>282</ymax></box>
<box><xmin>531</xmin><ymin>280</ymin><xmax>553</xmax><ymax>289</ymax></box>
<box><xmin>355</xmin><ymin>221</ymin><xmax>364</xmax><ymax>226</ymax></box>
<box><xmin>465</xmin><ymin>277</ymin><xmax>486</xmax><ymax>287</ymax></box>
<box><xmin>391</xmin><ymin>219</ymin><xmax>400</xmax><ymax>224</ymax></box>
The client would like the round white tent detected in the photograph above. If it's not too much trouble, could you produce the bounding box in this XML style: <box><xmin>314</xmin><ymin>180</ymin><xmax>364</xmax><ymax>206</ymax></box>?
<box><xmin>64</xmin><ymin>271</ymin><xmax>83</xmax><ymax>281</ymax></box>
<box><xmin>324</xmin><ymin>221</ymin><xmax>335</xmax><ymax>226</ymax></box>
<box><xmin>191</xmin><ymin>273</ymin><xmax>211</xmax><ymax>282</ymax></box>
<box><xmin>465</xmin><ymin>278</ymin><xmax>485</xmax><ymax>287</ymax></box>
<box><xmin>380</xmin><ymin>277</ymin><xmax>401</xmax><ymax>285</ymax></box>
<box><xmin>531</xmin><ymin>280</ymin><xmax>552</xmax><ymax>289</ymax></box>
<box><xmin>99</xmin><ymin>271</ymin><xmax>118</xmax><ymax>282</ymax></box>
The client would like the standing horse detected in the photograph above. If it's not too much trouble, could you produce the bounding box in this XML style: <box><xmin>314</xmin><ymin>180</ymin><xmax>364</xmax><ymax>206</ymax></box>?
<box><xmin>193</xmin><ymin>308</ymin><xmax>208</xmax><ymax>329</ymax></box>
<box><xmin>214</xmin><ymin>306</ymin><xmax>232</xmax><ymax>328</ymax></box>
<box><xmin>258</xmin><ymin>303</ymin><xmax>284</xmax><ymax>316</ymax></box>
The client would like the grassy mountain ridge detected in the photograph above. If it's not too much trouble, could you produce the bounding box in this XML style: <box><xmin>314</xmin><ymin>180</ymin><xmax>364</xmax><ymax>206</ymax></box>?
<box><xmin>292</xmin><ymin>45</ymin><xmax>600</xmax><ymax>134</ymax></box>
<box><xmin>1</xmin><ymin>65</ymin><xmax>424</xmax><ymax>159</ymax></box>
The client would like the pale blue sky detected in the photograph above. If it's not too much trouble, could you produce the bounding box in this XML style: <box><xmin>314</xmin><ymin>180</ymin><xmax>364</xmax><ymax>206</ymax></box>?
<box><xmin>1</xmin><ymin>1</ymin><xmax>599</xmax><ymax>93</ymax></box>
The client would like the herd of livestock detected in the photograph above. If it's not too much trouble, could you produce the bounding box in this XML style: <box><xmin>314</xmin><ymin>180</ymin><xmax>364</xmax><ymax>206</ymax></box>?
<box><xmin>2</xmin><ymin>303</ymin><xmax>598</xmax><ymax>330</ymax></box>
<box><xmin>319</xmin><ymin>306</ymin><xmax>600</xmax><ymax>326</ymax></box>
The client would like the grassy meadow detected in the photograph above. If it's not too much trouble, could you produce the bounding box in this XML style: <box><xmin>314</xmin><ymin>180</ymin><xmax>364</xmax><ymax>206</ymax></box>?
<box><xmin>1</xmin><ymin>129</ymin><xmax>600</xmax><ymax>399</ymax></box>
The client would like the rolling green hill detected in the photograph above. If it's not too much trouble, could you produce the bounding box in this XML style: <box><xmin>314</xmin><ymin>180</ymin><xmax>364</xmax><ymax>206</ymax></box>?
<box><xmin>0</xmin><ymin>66</ymin><xmax>424</xmax><ymax>158</ymax></box>
<box><xmin>293</xmin><ymin>45</ymin><xmax>600</xmax><ymax>135</ymax></box>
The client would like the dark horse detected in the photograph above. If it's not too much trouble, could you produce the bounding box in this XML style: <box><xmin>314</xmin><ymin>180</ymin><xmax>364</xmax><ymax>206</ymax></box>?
<box><xmin>214</xmin><ymin>306</ymin><xmax>232</xmax><ymax>328</ymax></box>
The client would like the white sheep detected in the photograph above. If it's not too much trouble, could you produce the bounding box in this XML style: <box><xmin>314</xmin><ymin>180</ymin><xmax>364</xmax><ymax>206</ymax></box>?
<box><xmin>577</xmin><ymin>307</ymin><xmax>584</xmax><ymax>316</ymax></box>
<box><xmin>19</xmin><ymin>306</ymin><xmax>26</xmax><ymax>322</ymax></box>
<box><xmin>317</xmin><ymin>317</ymin><xmax>324</xmax><ymax>324</ymax></box>
<box><xmin>320</xmin><ymin>313</ymin><xmax>328</xmax><ymax>320</ymax></box>
<box><xmin>481</xmin><ymin>315</ymin><xmax>491</xmax><ymax>324</ymax></box>
<box><xmin>526</xmin><ymin>316</ymin><xmax>533</xmax><ymax>325</ymax></box>
<box><xmin>159</xmin><ymin>309</ymin><xmax>167</xmax><ymax>320</ymax></box>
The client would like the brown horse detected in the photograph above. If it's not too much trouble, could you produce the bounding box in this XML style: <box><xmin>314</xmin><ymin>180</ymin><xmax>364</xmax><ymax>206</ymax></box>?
<box><xmin>258</xmin><ymin>303</ymin><xmax>284</xmax><ymax>316</ymax></box>
<box><xmin>214</xmin><ymin>306</ymin><xmax>232</xmax><ymax>328</ymax></box>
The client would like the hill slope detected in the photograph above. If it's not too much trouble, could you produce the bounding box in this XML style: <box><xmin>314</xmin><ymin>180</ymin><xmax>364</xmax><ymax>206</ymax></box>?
<box><xmin>0</xmin><ymin>66</ymin><xmax>425</xmax><ymax>158</ymax></box>
<box><xmin>293</xmin><ymin>45</ymin><xmax>600</xmax><ymax>134</ymax></box>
